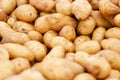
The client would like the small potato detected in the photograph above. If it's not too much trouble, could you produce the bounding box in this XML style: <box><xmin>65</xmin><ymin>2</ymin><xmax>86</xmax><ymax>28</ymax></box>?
<box><xmin>34</xmin><ymin>57</ymin><xmax>84</xmax><ymax>80</ymax></box>
<box><xmin>27</xmin><ymin>31</ymin><xmax>43</xmax><ymax>42</ymax></box>
<box><xmin>91</xmin><ymin>11</ymin><xmax>111</xmax><ymax>28</ymax></box>
<box><xmin>43</xmin><ymin>30</ymin><xmax>58</xmax><ymax>48</ymax></box>
<box><xmin>0</xmin><ymin>0</ymin><xmax>16</xmax><ymax>14</ymax></box>
<box><xmin>75</xmin><ymin>40</ymin><xmax>101</xmax><ymax>54</ymax></box>
<box><xmin>96</xmin><ymin>50</ymin><xmax>120</xmax><ymax>70</ymax></box>
<box><xmin>30</xmin><ymin>0</ymin><xmax>55</xmax><ymax>12</ymax></box>
<box><xmin>0</xmin><ymin>9</ymin><xmax>8</xmax><ymax>21</ymax></box>
<box><xmin>105</xmin><ymin>27</ymin><xmax>120</xmax><ymax>39</ymax></box>
<box><xmin>59</xmin><ymin>25</ymin><xmax>76</xmax><ymax>41</ymax></box>
<box><xmin>0</xmin><ymin>47</ymin><xmax>9</xmax><ymax>60</ymax></box>
<box><xmin>15</xmin><ymin>4</ymin><xmax>37</xmax><ymax>22</ymax></box>
<box><xmin>114</xmin><ymin>14</ymin><xmax>120</xmax><ymax>27</ymax></box>
<box><xmin>7</xmin><ymin>17</ymin><xmax>17</xmax><ymax>27</ymax></box>
<box><xmin>77</xmin><ymin>17</ymin><xmax>96</xmax><ymax>35</ymax></box>
<box><xmin>0</xmin><ymin>60</ymin><xmax>15</xmax><ymax>80</ymax></box>
<box><xmin>17</xmin><ymin>0</ymin><xmax>28</xmax><ymax>6</ymax></box>
<box><xmin>2</xmin><ymin>43</ymin><xmax>34</xmax><ymax>61</ymax></box>
<box><xmin>71</xmin><ymin>0</ymin><xmax>92</xmax><ymax>20</ymax></box>
<box><xmin>1</xmin><ymin>32</ymin><xmax>30</xmax><ymax>44</ymax></box>
<box><xmin>101</xmin><ymin>38</ymin><xmax>120</xmax><ymax>53</ymax></box>
<box><xmin>51</xmin><ymin>36</ymin><xmax>75</xmax><ymax>52</ymax></box>
<box><xmin>24</xmin><ymin>41</ymin><xmax>47</xmax><ymax>61</ymax></box>
<box><xmin>11</xmin><ymin>58</ymin><xmax>30</xmax><ymax>73</ymax></box>
<box><xmin>65</xmin><ymin>53</ymin><xmax>75</xmax><ymax>61</ymax></box>
<box><xmin>74</xmin><ymin>73</ymin><xmax>96</xmax><ymax>80</ymax></box>
<box><xmin>13</xmin><ymin>21</ymin><xmax>34</xmax><ymax>33</ymax></box>
<box><xmin>92</xmin><ymin>27</ymin><xmax>106</xmax><ymax>42</ymax></box>
<box><xmin>56</xmin><ymin>0</ymin><xmax>72</xmax><ymax>16</ymax></box>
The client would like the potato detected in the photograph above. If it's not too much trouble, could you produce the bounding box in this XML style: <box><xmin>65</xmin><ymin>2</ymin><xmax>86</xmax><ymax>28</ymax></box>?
<box><xmin>59</xmin><ymin>25</ymin><xmax>76</xmax><ymax>41</ymax></box>
<box><xmin>7</xmin><ymin>17</ymin><xmax>17</xmax><ymax>27</ymax></box>
<box><xmin>51</xmin><ymin>36</ymin><xmax>75</xmax><ymax>52</ymax></box>
<box><xmin>16</xmin><ymin>0</ymin><xmax>28</xmax><ymax>6</ymax></box>
<box><xmin>92</xmin><ymin>27</ymin><xmax>106</xmax><ymax>42</ymax></box>
<box><xmin>75</xmin><ymin>40</ymin><xmax>101</xmax><ymax>54</ymax></box>
<box><xmin>2</xmin><ymin>43</ymin><xmax>34</xmax><ymax>61</ymax></box>
<box><xmin>27</xmin><ymin>31</ymin><xmax>43</xmax><ymax>42</ymax></box>
<box><xmin>101</xmin><ymin>38</ymin><xmax>120</xmax><ymax>53</ymax></box>
<box><xmin>1</xmin><ymin>32</ymin><xmax>30</xmax><ymax>44</ymax></box>
<box><xmin>0</xmin><ymin>47</ymin><xmax>9</xmax><ymax>60</ymax></box>
<box><xmin>15</xmin><ymin>4</ymin><xmax>37</xmax><ymax>22</ymax></box>
<box><xmin>43</xmin><ymin>30</ymin><xmax>58</xmax><ymax>48</ymax></box>
<box><xmin>35</xmin><ymin>13</ymin><xmax>77</xmax><ymax>33</ymax></box>
<box><xmin>96</xmin><ymin>50</ymin><xmax>120</xmax><ymax>70</ymax></box>
<box><xmin>0</xmin><ymin>60</ymin><xmax>15</xmax><ymax>80</ymax></box>
<box><xmin>73</xmin><ymin>73</ymin><xmax>96</xmax><ymax>80</ymax></box>
<box><xmin>71</xmin><ymin>0</ymin><xmax>92</xmax><ymax>20</ymax></box>
<box><xmin>13</xmin><ymin>21</ymin><xmax>34</xmax><ymax>33</ymax></box>
<box><xmin>0</xmin><ymin>0</ymin><xmax>16</xmax><ymax>14</ymax></box>
<box><xmin>75</xmin><ymin>51</ymin><xmax>111</xmax><ymax>79</ymax></box>
<box><xmin>91</xmin><ymin>10</ymin><xmax>111</xmax><ymax>28</ymax></box>
<box><xmin>110</xmin><ymin>0</ymin><xmax>119</xmax><ymax>5</ymax></box>
<box><xmin>90</xmin><ymin>0</ymin><xmax>99</xmax><ymax>10</ymax></box>
<box><xmin>0</xmin><ymin>9</ymin><xmax>8</xmax><ymax>21</ymax></box>
<box><xmin>77</xmin><ymin>17</ymin><xmax>96</xmax><ymax>35</ymax></box>
<box><xmin>105</xmin><ymin>70</ymin><xmax>120</xmax><ymax>80</ymax></box>
<box><xmin>34</xmin><ymin>57</ymin><xmax>84</xmax><ymax>80</ymax></box>
<box><xmin>29</xmin><ymin>0</ymin><xmax>55</xmax><ymax>12</ymax></box>
<box><xmin>105</xmin><ymin>27</ymin><xmax>120</xmax><ymax>39</ymax></box>
<box><xmin>11</xmin><ymin>58</ymin><xmax>30</xmax><ymax>73</ymax></box>
<box><xmin>65</xmin><ymin>53</ymin><xmax>75</xmax><ymax>61</ymax></box>
<box><xmin>24</xmin><ymin>41</ymin><xmax>47</xmax><ymax>61</ymax></box>
<box><xmin>56</xmin><ymin>0</ymin><xmax>72</xmax><ymax>16</ymax></box>
<box><xmin>114</xmin><ymin>14</ymin><xmax>120</xmax><ymax>27</ymax></box>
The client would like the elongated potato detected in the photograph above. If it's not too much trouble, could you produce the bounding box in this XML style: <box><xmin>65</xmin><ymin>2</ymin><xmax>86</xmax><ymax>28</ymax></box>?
<box><xmin>24</xmin><ymin>41</ymin><xmax>47</xmax><ymax>61</ymax></box>
<box><xmin>71</xmin><ymin>0</ymin><xmax>92</xmax><ymax>20</ymax></box>
<box><xmin>92</xmin><ymin>27</ymin><xmax>106</xmax><ymax>42</ymax></box>
<box><xmin>77</xmin><ymin>17</ymin><xmax>96</xmax><ymax>35</ymax></box>
<box><xmin>2</xmin><ymin>43</ymin><xmax>34</xmax><ymax>61</ymax></box>
<box><xmin>11</xmin><ymin>58</ymin><xmax>30</xmax><ymax>73</ymax></box>
<box><xmin>0</xmin><ymin>47</ymin><xmax>9</xmax><ymax>60</ymax></box>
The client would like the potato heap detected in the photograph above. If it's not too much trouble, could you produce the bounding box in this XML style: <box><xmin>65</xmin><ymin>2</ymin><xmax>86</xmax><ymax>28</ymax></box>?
<box><xmin>0</xmin><ymin>0</ymin><xmax>120</xmax><ymax>80</ymax></box>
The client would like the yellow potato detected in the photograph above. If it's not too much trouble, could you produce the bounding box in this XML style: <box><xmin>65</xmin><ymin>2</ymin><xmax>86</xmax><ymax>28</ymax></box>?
<box><xmin>13</xmin><ymin>21</ymin><xmax>34</xmax><ymax>33</ymax></box>
<box><xmin>7</xmin><ymin>17</ymin><xmax>17</xmax><ymax>27</ymax></box>
<box><xmin>59</xmin><ymin>25</ymin><xmax>76</xmax><ymax>41</ymax></box>
<box><xmin>92</xmin><ymin>27</ymin><xmax>106</xmax><ymax>42</ymax></box>
<box><xmin>16</xmin><ymin>0</ymin><xmax>28</xmax><ymax>6</ymax></box>
<box><xmin>101</xmin><ymin>38</ymin><xmax>120</xmax><ymax>53</ymax></box>
<box><xmin>11</xmin><ymin>58</ymin><xmax>30</xmax><ymax>73</ymax></box>
<box><xmin>24</xmin><ymin>41</ymin><xmax>47</xmax><ymax>61</ymax></box>
<box><xmin>15</xmin><ymin>4</ymin><xmax>37</xmax><ymax>22</ymax></box>
<box><xmin>2</xmin><ymin>43</ymin><xmax>34</xmax><ymax>61</ymax></box>
<box><xmin>71</xmin><ymin>0</ymin><xmax>92</xmax><ymax>20</ymax></box>
<box><xmin>77</xmin><ymin>17</ymin><xmax>96</xmax><ymax>35</ymax></box>
<box><xmin>0</xmin><ymin>47</ymin><xmax>9</xmax><ymax>60</ymax></box>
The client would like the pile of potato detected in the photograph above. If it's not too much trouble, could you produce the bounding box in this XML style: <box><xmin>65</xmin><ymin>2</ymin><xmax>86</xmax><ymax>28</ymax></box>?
<box><xmin>0</xmin><ymin>0</ymin><xmax>120</xmax><ymax>80</ymax></box>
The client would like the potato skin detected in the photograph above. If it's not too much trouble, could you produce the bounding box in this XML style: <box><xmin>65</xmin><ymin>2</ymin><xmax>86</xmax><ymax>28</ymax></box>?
<box><xmin>16</xmin><ymin>0</ymin><xmax>28</xmax><ymax>6</ymax></box>
<box><xmin>0</xmin><ymin>9</ymin><xmax>8</xmax><ymax>21</ymax></box>
<box><xmin>0</xmin><ymin>47</ymin><xmax>9</xmax><ymax>60</ymax></box>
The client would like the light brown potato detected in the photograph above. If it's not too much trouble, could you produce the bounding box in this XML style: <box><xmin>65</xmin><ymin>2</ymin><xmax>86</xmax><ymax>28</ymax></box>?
<box><xmin>2</xmin><ymin>43</ymin><xmax>34</xmax><ymax>61</ymax></box>
<box><xmin>77</xmin><ymin>17</ymin><xmax>96</xmax><ymax>35</ymax></box>
<box><xmin>65</xmin><ymin>53</ymin><xmax>75</xmax><ymax>61</ymax></box>
<box><xmin>16</xmin><ymin>0</ymin><xmax>28</xmax><ymax>6</ymax></box>
<box><xmin>0</xmin><ymin>0</ymin><xmax>16</xmax><ymax>14</ymax></box>
<box><xmin>0</xmin><ymin>9</ymin><xmax>8</xmax><ymax>21</ymax></box>
<box><xmin>30</xmin><ymin>0</ymin><xmax>55</xmax><ymax>12</ymax></box>
<box><xmin>105</xmin><ymin>70</ymin><xmax>120</xmax><ymax>80</ymax></box>
<box><xmin>0</xmin><ymin>47</ymin><xmax>9</xmax><ymax>60</ymax></box>
<box><xmin>35</xmin><ymin>13</ymin><xmax>77</xmax><ymax>33</ymax></box>
<box><xmin>24</xmin><ymin>41</ymin><xmax>47</xmax><ymax>61</ymax></box>
<box><xmin>105</xmin><ymin>27</ymin><xmax>120</xmax><ymax>39</ymax></box>
<box><xmin>1</xmin><ymin>32</ymin><xmax>30</xmax><ymax>44</ymax></box>
<box><xmin>51</xmin><ymin>36</ymin><xmax>75</xmax><ymax>52</ymax></box>
<box><xmin>90</xmin><ymin>0</ymin><xmax>99</xmax><ymax>10</ymax></box>
<box><xmin>56</xmin><ymin>0</ymin><xmax>72</xmax><ymax>16</ymax></box>
<box><xmin>7</xmin><ymin>17</ymin><xmax>17</xmax><ymax>27</ymax></box>
<box><xmin>59</xmin><ymin>25</ymin><xmax>76</xmax><ymax>41</ymax></box>
<box><xmin>15</xmin><ymin>4</ymin><xmax>37</xmax><ymax>22</ymax></box>
<box><xmin>75</xmin><ymin>51</ymin><xmax>111</xmax><ymax>79</ymax></box>
<box><xmin>74</xmin><ymin>73</ymin><xmax>96</xmax><ymax>80</ymax></box>
<box><xmin>96</xmin><ymin>50</ymin><xmax>120</xmax><ymax>70</ymax></box>
<box><xmin>27</xmin><ymin>31</ymin><xmax>43</xmax><ymax>42</ymax></box>
<box><xmin>11</xmin><ymin>58</ymin><xmax>30</xmax><ymax>73</ymax></box>
<box><xmin>91</xmin><ymin>11</ymin><xmax>111</xmax><ymax>28</ymax></box>
<box><xmin>114</xmin><ymin>14</ymin><xmax>120</xmax><ymax>27</ymax></box>
<box><xmin>92</xmin><ymin>27</ymin><xmax>106</xmax><ymax>42</ymax></box>
<box><xmin>13</xmin><ymin>21</ymin><xmax>34</xmax><ymax>33</ymax></box>
<box><xmin>101</xmin><ymin>38</ymin><xmax>120</xmax><ymax>53</ymax></box>
<box><xmin>0</xmin><ymin>60</ymin><xmax>15</xmax><ymax>80</ymax></box>
<box><xmin>43</xmin><ymin>30</ymin><xmax>58</xmax><ymax>48</ymax></box>
<box><xmin>71</xmin><ymin>0</ymin><xmax>92</xmax><ymax>20</ymax></box>
<box><xmin>75</xmin><ymin>40</ymin><xmax>101</xmax><ymax>54</ymax></box>
<box><xmin>34</xmin><ymin>57</ymin><xmax>84</xmax><ymax>80</ymax></box>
